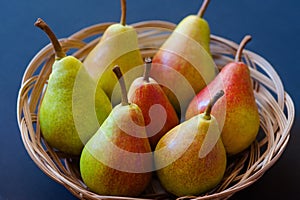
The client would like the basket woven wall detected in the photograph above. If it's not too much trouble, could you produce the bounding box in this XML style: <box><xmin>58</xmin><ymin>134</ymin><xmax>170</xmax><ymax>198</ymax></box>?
<box><xmin>17</xmin><ymin>21</ymin><xmax>295</xmax><ymax>200</ymax></box>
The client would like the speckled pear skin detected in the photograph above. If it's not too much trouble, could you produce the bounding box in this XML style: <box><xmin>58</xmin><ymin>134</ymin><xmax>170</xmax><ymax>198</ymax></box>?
<box><xmin>80</xmin><ymin>103</ymin><xmax>152</xmax><ymax>196</ymax></box>
<box><xmin>39</xmin><ymin>56</ymin><xmax>112</xmax><ymax>155</ymax></box>
<box><xmin>154</xmin><ymin>114</ymin><xmax>226</xmax><ymax>196</ymax></box>
<box><xmin>83</xmin><ymin>24</ymin><xmax>144</xmax><ymax>105</ymax></box>
<box><xmin>186</xmin><ymin>62</ymin><xmax>260</xmax><ymax>155</ymax></box>
<box><xmin>151</xmin><ymin>15</ymin><xmax>216</xmax><ymax>114</ymax></box>
<box><xmin>175</xmin><ymin>15</ymin><xmax>211</xmax><ymax>54</ymax></box>
<box><xmin>128</xmin><ymin>77</ymin><xmax>179</xmax><ymax>148</ymax></box>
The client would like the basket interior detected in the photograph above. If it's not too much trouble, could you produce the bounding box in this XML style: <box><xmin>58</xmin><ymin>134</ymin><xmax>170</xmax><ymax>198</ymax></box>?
<box><xmin>17</xmin><ymin>21</ymin><xmax>295</xmax><ymax>200</ymax></box>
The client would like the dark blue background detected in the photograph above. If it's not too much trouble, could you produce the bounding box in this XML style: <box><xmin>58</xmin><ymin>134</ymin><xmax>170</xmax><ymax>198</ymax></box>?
<box><xmin>1</xmin><ymin>0</ymin><xmax>299</xmax><ymax>199</ymax></box>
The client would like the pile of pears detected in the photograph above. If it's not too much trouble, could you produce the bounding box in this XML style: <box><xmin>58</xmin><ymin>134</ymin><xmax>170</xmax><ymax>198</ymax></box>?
<box><xmin>36</xmin><ymin>0</ymin><xmax>260</xmax><ymax>197</ymax></box>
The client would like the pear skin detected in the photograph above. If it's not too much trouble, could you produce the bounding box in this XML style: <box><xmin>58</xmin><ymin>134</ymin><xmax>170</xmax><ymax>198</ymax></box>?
<box><xmin>175</xmin><ymin>15</ymin><xmax>211</xmax><ymax>54</ymax></box>
<box><xmin>151</xmin><ymin>0</ymin><xmax>216</xmax><ymax>114</ymax></box>
<box><xmin>39</xmin><ymin>57</ymin><xmax>112</xmax><ymax>155</ymax></box>
<box><xmin>186</xmin><ymin>36</ymin><xmax>260</xmax><ymax>155</ymax></box>
<box><xmin>186</xmin><ymin>62</ymin><xmax>260</xmax><ymax>155</ymax></box>
<box><xmin>83</xmin><ymin>24</ymin><xmax>144</xmax><ymax>101</ymax></box>
<box><xmin>128</xmin><ymin>77</ymin><xmax>179</xmax><ymax>148</ymax></box>
<box><xmin>83</xmin><ymin>0</ymin><xmax>144</xmax><ymax>105</ymax></box>
<box><xmin>128</xmin><ymin>59</ymin><xmax>179</xmax><ymax>148</ymax></box>
<box><xmin>36</xmin><ymin>19</ymin><xmax>112</xmax><ymax>155</ymax></box>
<box><xmin>80</xmin><ymin>66</ymin><xmax>152</xmax><ymax>196</ymax></box>
<box><xmin>154</xmin><ymin>113</ymin><xmax>226</xmax><ymax>196</ymax></box>
<box><xmin>80</xmin><ymin>104</ymin><xmax>152</xmax><ymax>196</ymax></box>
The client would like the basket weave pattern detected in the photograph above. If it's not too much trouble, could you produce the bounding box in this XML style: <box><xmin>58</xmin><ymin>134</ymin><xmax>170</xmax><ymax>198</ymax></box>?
<box><xmin>17</xmin><ymin>21</ymin><xmax>295</xmax><ymax>200</ymax></box>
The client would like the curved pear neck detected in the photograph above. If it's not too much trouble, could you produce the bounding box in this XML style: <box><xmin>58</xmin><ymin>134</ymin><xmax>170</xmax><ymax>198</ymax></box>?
<box><xmin>235</xmin><ymin>35</ymin><xmax>252</xmax><ymax>62</ymax></box>
<box><xmin>203</xmin><ymin>90</ymin><xmax>224</xmax><ymax>120</ymax></box>
<box><xmin>102</xmin><ymin>24</ymin><xmax>133</xmax><ymax>41</ymax></box>
<box><xmin>34</xmin><ymin>18</ymin><xmax>66</xmax><ymax>60</ymax></box>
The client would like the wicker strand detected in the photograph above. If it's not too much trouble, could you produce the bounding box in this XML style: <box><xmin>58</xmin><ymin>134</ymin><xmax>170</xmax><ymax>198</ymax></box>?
<box><xmin>17</xmin><ymin>20</ymin><xmax>295</xmax><ymax>200</ymax></box>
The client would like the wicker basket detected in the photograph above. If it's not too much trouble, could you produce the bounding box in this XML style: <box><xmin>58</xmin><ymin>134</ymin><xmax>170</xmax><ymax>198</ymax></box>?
<box><xmin>17</xmin><ymin>21</ymin><xmax>295</xmax><ymax>200</ymax></box>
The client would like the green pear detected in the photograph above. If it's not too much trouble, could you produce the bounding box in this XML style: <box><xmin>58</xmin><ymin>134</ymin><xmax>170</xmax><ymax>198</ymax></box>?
<box><xmin>154</xmin><ymin>90</ymin><xmax>226</xmax><ymax>196</ymax></box>
<box><xmin>80</xmin><ymin>66</ymin><xmax>152</xmax><ymax>196</ymax></box>
<box><xmin>151</xmin><ymin>0</ymin><xmax>216</xmax><ymax>115</ymax></box>
<box><xmin>186</xmin><ymin>36</ymin><xmax>260</xmax><ymax>155</ymax></box>
<box><xmin>36</xmin><ymin>18</ymin><xmax>112</xmax><ymax>155</ymax></box>
<box><xmin>83</xmin><ymin>0</ymin><xmax>144</xmax><ymax>105</ymax></box>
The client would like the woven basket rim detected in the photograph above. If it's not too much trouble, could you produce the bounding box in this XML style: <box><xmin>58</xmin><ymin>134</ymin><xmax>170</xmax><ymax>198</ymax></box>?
<box><xmin>17</xmin><ymin>20</ymin><xmax>295</xmax><ymax>200</ymax></box>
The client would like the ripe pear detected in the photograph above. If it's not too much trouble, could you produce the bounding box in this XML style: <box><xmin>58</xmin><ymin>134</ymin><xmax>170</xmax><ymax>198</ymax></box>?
<box><xmin>150</xmin><ymin>0</ymin><xmax>216</xmax><ymax>115</ymax></box>
<box><xmin>80</xmin><ymin>66</ymin><xmax>152</xmax><ymax>196</ymax></box>
<box><xmin>128</xmin><ymin>58</ymin><xmax>179</xmax><ymax>149</ymax></box>
<box><xmin>186</xmin><ymin>35</ymin><xmax>260</xmax><ymax>155</ymax></box>
<box><xmin>36</xmin><ymin>19</ymin><xmax>112</xmax><ymax>155</ymax></box>
<box><xmin>154</xmin><ymin>91</ymin><xmax>226</xmax><ymax>196</ymax></box>
<box><xmin>83</xmin><ymin>0</ymin><xmax>144</xmax><ymax>105</ymax></box>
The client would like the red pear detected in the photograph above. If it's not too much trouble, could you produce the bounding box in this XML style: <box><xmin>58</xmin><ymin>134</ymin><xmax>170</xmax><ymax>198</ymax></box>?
<box><xmin>186</xmin><ymin>35</ymin><xmax>260</xmax><ymax>155</ymax></box>
<box><xmin>150</xmin><ymin>0</ymin><xmax>216</xmax><ymax>115</ymax></box>
<box><xmin>128</xmin><ymin>58</ymin><xmax>179</xmax><ymax>148</ymax></box>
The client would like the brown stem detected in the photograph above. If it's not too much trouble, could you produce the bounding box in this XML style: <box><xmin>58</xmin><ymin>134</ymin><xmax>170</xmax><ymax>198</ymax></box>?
<box><xmin>235</xmin><ymin>35</ymin><xmax>252</xmax><ymax>62</ymax></box>
<box><xmin>113</xmin><ymin>66</ymin><xmax>129</xmax><ymax>106</ymax></box>
<box><xmin>34</xmin><ymin>18</ymin><xmax>66</xmax><ymax>59</ymax></box>
<box><xmin>120</xmin><ymin>0</ymin><xmax>127</xmax><ymax>26</ymax></box>
<box><xmin>197</xmin><ymin>0</ymin><xmax>210</xmax><ymax>18</ymax></box>
<box><xmin>143</xmin><ymin>57</ymin><xmax>152</xmax><ymax>82</ymax></box>
<box><xmin>204</xmin><ymin>90</ymin><xmax>224</xmax><ymax>120</ymax></box>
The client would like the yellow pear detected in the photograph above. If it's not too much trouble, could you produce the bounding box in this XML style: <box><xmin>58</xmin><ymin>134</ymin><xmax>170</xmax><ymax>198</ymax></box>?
<box><xmin>83</xmin><ymin>0</ymin><xmax>143</xmax><ymax>105</ymax></box>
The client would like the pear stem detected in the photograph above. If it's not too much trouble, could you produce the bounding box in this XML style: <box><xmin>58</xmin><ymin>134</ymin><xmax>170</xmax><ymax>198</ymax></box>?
<box><xmin>120</xmin><ymin>0</ymin><xmax>127</xmax><ymax>26</ymax></box>
<box><xmin>113</xmin><ymin>66</ymin><xmax>129</xmax><ymax>106</ymax></box>
<box><xmin>197</xmin><ymin>0</ymin><xmax>210</xmax><ymax>18</ymax></box>
<box><xmin>34</xmin><ymin>18</ymin><xmax>66</xmax><ymax>60</ymax></box>
<box><xmin>235</xmin><ymin>35</ymin><xmax>252</xmax><ymax>62</ymax></box>
<box><xmin>204</xmin><ymin>90</ymin><xmax>224</xmax><ymax>120</ymax></box>
<box><xmin>143</xmin><ymin>57</ymin><xmax>152</xmax><ymax>82</ymax></box>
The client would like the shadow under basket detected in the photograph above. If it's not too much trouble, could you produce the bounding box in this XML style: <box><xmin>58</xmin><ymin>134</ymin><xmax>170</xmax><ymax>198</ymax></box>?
<box><xmin>17</xmin><ymin>21</ymin><xmax>295</xmax><ymax>200</ymax></box>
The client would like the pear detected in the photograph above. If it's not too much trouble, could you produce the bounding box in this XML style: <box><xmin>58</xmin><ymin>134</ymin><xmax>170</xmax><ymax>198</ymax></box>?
<box><xmin>128</xmin><ymin>58</ymin><xmax>179</xmax><ymax>149</ymax></box>
<box><xmin>36</xmin><ymin>18</ymin><xmax>112</xmax><ymax>155</ymax></box>
<box><xmin>150</xmin><ymin>0</ymin><xmax>216</xmax><ymax>115</ymax></box>
<box><xmin>80</xmin><ymin>66</ymin><xmax>152</xmax><ymax>196</ymax></box>
<box><xmin>186</xmin><ymin>35</ymin><xmax>260</xmax><ymax>155</ymax></box>
<box><xmin>154</xmin><ymin>90</ymin><xmax>226</xmax><ymax>196</ymax></box>
<box><xmin>83</xmin><ymin>0</ymin><xmax>144</xmax><ymax>105</ymax></box>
